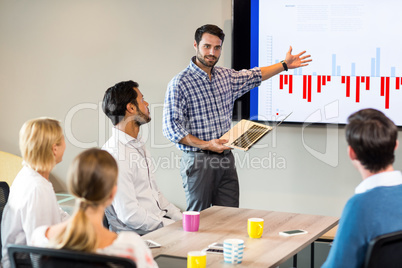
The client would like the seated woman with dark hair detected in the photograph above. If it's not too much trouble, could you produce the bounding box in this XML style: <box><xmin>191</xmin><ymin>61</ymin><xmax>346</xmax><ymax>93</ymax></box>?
<box><xmin>1</xmin><ymin>118</ymin><xmax>69</xmax><ymax>268</ymax></box>
<box><xmin>30</xmin><ymin>148</ymin><xmax>158</xmax><ymax>268</ymax></box>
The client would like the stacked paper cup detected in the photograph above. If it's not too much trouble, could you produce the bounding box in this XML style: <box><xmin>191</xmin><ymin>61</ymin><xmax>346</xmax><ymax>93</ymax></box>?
<box><xmin>223</xmin><ymin>239</ymin><xmax>244</xmax><ymax>264</ymax></box>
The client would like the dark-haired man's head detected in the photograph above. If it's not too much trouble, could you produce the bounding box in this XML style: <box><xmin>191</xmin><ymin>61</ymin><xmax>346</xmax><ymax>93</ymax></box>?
<box><xmin>346</xmin><ymin>108</ymin><xmax>398</xmax><ymax>173</ymax></box>
<box><xmin>195</xmin><ymin>24</ymin><xmax>225</xmax><ymax>45</ymax></box>
<box><xmin>102</xmin><ymin>80</ymin><xmax>150</xmax><ymax>126</ymax></box>
<box><xmin>193</xmin><ymin>24</ymin><xmax>225</xmax><ymax>69</ymax></box>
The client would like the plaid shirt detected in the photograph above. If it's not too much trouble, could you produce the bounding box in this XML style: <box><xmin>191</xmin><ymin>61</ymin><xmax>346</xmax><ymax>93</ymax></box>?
<box><xmin>163</xmin><ymin>56</ymin><xmax>262</xmax><ymax>151</ymax></box>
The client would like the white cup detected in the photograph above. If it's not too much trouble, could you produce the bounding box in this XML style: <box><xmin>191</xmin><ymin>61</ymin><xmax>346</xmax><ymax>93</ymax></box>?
<box><xmin>223</xmin><ymin>239</ymin><xmax>244</xmax><ymax>264</ymax></box>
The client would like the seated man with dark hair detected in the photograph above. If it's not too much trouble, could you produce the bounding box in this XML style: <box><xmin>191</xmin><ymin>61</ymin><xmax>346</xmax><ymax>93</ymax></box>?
<box><xmin>102</xmin><ymin>80</ymin><xmax>182</xmax><ymax>235</ymax></box>
<box><xmin>322</xmin><ymin>108</ymin><xmax>402</xmax><ymax>268</ymax></box>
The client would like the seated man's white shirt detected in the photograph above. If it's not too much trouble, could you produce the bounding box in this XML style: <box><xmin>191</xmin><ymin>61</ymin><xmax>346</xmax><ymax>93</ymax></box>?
<box><xmin>102</xmin><ymin>128</ymin><xmax>181</xmax><ymax>235</ymax></box>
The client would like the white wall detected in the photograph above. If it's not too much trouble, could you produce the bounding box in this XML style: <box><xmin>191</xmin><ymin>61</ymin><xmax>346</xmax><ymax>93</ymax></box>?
<box><xmin>1</xmin><ymin>0</ymin><xmax>401</xmax><ymax>218</ymax></box>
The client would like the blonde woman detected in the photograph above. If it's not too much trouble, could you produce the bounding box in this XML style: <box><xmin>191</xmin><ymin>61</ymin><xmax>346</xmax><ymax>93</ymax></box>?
<box><xmin>1</xmin><ymin>118</ymin><xmax>69</xmax><ymax>268</ymax></box>
<box><xmin>30</xmin><ymin>148</ymin><xmax>158</xmax><ymax>268</ymax></box>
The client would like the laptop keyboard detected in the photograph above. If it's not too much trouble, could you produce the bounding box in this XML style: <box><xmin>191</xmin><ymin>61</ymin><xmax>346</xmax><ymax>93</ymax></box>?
<box><xmin>231</xmin><ymin>125</ymin><xmax>269</xmax><ymax>149</ymax></box>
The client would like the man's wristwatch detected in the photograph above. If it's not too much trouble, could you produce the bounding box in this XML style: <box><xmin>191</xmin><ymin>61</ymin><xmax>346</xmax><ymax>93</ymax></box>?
<box><xmin>281</xmin><ymin>60</ymin><xmax>288</xmax><ymax>71</ymax></box>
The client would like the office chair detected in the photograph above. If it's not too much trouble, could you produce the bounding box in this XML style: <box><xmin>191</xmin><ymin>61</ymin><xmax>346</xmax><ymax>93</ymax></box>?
<box><xmin>364</xmin><ymin>230</ymin><xmax>402</xmax><ymax>268</ymax></box>
<box><xmin>8</xmin><ymin>244</ymin><xmax>137</xmax><ymax>268</ymax></box>
<box><xmin>0</xmin><ymin>151</ymin><xmax>23</xmax><ymax>187</ymax></box>
<box><xmin>0</xmin><ymin>181</ymin><xmax>10</xmax><ymax>261</ymax></box>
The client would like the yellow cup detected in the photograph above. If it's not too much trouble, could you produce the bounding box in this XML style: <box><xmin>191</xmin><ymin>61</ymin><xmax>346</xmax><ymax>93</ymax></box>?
<box><xmin>187</xmin><ymin>251</ymin><xmax>206</xmax><ymax>268</ymax></box>
<box><xmin>248</xmin><ymin>218</ymin><xmax>264</xmax><ymax>238</ymax></box>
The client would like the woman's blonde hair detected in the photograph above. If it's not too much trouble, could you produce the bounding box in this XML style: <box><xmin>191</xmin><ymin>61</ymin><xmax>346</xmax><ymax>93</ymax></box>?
<box><xmin>53</xmin><ymin>148</ymin><xmax>118</xmax><ymax>252</ymax></box>
<box><xmin>19</xmin><ymin>118</ymin><xmax>63</xmax><ymax>172</ymax></box>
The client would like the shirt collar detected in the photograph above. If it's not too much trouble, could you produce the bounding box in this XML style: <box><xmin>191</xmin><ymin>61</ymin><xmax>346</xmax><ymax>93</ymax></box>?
<box><xmin>112</xmin><ymin>127</ymin><xmax>145</xmax><ymax>147</ymax></box>
<box><xmin>355</xmin><ymin>170</ymin><xmax>402</xmax><ymax>194</ymax></box>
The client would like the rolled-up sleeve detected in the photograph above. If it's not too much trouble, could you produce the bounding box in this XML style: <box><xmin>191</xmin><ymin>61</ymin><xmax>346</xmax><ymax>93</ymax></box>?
<box><xmin>231</xmin><ymin>67</ymin><xmax>262</xmax><ymax>100</ymax></box>
<box><xmin>163</xmin><ymin>79</ymin><xmax>189</xmax><ymax>143</ymax></box>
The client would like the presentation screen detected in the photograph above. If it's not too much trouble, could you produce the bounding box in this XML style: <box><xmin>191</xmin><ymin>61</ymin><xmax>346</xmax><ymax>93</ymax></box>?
<box><xmin>243</xmin><ymin>0</ymin><xmax>402</xmax><ymax>125</ymax></box>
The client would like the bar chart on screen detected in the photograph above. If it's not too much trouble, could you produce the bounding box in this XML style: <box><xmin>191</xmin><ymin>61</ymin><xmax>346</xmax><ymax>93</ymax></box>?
<box><xmin>278</xmin><ymin>48</ymin><xmax>401</xmax><ymax>109</ymax></box>
<box><xmin>253</xmin><ymin>0</ymin><xmax>402</xmax><ymax>125</ymax></box>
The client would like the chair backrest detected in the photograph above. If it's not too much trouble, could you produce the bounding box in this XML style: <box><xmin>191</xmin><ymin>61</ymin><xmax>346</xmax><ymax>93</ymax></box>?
<box><xmin>8</xmin><ymin>244</ymin><xmax>137</xmax><ymax>268</ymax></box>
<box><xmin>364</xmin><ymin>230</ymin><xmax>402</xmax><ymax>268</ymax></box>
<box><xmin>0</xmin><ymin>151</ymin><xmax>23</xmax><ymax>187</ymax></box>
<box><xmin>0</xmin><ymin>181</ymin><xmax>10</xmax><ymax>260</ymax></box>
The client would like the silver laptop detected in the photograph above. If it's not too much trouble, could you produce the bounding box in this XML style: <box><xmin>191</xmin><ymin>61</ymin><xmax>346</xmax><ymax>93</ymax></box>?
<box><xmin>220</xmin><ymin>112</ymin><xmax>292</xmax><ymax>151</ymax></box>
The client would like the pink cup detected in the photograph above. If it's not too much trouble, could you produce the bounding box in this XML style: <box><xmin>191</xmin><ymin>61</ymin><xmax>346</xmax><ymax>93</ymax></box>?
<box><xmin>182</xmin><ymin>211</ymin><xmax>200</xmax><ymax>232</ymax></box>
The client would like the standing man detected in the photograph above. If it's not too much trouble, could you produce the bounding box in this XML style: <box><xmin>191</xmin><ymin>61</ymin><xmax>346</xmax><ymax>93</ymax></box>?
<box><xmin>322</xmin><ymin>108</ymin><xmax>402</xmax><ymax>268</ymax></box>
<box><xmin>102</xmin><ymin>80</ymin><xmax>182</xmax><ymax>235</ymax></box>
<box><xmin>163</xmin><ymin>24</ymin><xmax>311</xmax><ymax>211</ymax></box>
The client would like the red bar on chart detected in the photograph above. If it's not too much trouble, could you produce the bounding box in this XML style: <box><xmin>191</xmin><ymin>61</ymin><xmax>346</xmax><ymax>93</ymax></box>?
<box><xmin>342</xmin><ymin>76</ymin><xmax>346</xmax><ymax>84</ymax></box>
<box><xmin>322</xmin><ymin>75</ymin><xmax>326</xmax><ymax>86</ymax></box>
<box><xmin>317</xmin><ymin>76</ymin><xmax>322</xmax><ymax>93</ymax></box>
<box><xmin>303</xmin><ymin>75</ymin><xmax>307</xmax><ymax>99</ymax></box>
<box><xmin>361</xmin><ymin>76</ymin><xmax>365</xmax><ymax>83</ymax></box>
<box><xmin>346</xmin><ymin>76</ymin><xmax>351</xmax><ymax>97</ymax></box>
<box><xmin>284</xmin><ymin>75</ymin><xmax>288</xmax><ymax>85</ymax></box>
<box><xmin>327</xmin><ymin>75</ymin><xmax>331</xmax><ymax>82</ymax></box>
<box><xmin>381</xmin><ymin>77</ymin><xmax>385</xmax><ymax>96</ymax></box>
<box><xmin>289</xmin><ymin>75</ymin><xmax>293</xmax><ymax>94</ymax></box>
<box><xmin>308</xmin><ymin>75</ymin><xmax>312</xmax><ymax>102</ymax></box>
<box><xmin>356</xmin><ymin>76</ymin><xmax>360</xmax><ymax>103</ymax></box>
<box><xmin>397</xmin><ymin>77</ymin><xmax>400</xmax><ymax>90</ymax></box>
<box><xmin>366</xmin><ymin>77</ymin><xmax>370</xmax><ymax>90</ymax></box>
<box><xmin>280</xmin><ymin>75</ymin><xmax>283</xmax><ymax>89</ymax></box>
<box><xmin>385</xmin><ymin>77</ymin><xmax>390</xmax><ymax>109</ymax></box>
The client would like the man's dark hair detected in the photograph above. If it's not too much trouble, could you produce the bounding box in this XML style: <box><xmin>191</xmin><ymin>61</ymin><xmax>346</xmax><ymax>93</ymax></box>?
<box><xmin>102</xmin><ymin>80</ymin><xmax>139</xmax><ymax>126</ymax></box>
<box><xmin>195</xmin><ymin>24</ymin><xmax>225</xmax><ymax>45</ymax></box>
<box><xmin>346</xmin><ymin>108</ymin><xmax>398</xmax><ymax>173</ymax></box>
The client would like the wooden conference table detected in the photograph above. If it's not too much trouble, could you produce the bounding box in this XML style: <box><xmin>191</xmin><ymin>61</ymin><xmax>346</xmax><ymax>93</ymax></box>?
<box><xmin>143</xmin><ymin>206</ymin><xmax>339</xmax><ymax>267</ymax></box>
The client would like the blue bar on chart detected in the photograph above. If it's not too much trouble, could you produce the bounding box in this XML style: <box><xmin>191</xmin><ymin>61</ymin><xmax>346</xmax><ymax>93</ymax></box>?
<box><xmin>391</xmin><ymin>67</ymin><xmax>396</xmax><ymax>77</ymax></box>
<box><xmin>331</xmin><ymin>53</ymin><xmax>343</xmax><ymax>76</ymax></box>
<box><xmin>376</xmin><ymin>48</ymin><xmax>381</xmax><ymax>77</ymax></box>
<box><xmin>351</xmin><ymin>63</ymin><xmax>356</xmax><ymax>77</ymax></box>
<box><xmin>294</xmin><ymin>68</ymin><xmax>303</xmax><ymax>75</ymax></box>
<box><xmin>371</xmin><ymin>58</ymin><xmax>376</xmax><ymax>77</ymax></box>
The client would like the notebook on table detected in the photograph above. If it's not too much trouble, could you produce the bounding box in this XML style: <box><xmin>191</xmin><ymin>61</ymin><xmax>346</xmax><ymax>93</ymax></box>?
<box><xmin>220</xmin><ymin>112</ymin><xmax>292</xmax><ymax>151</ymax></box>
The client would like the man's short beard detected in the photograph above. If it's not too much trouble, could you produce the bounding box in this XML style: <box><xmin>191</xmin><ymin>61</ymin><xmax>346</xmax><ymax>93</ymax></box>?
<box><xmin>196</xmin><ymin>50</ymin><xmax>219</xmax><ymax>68</ymax></box>
<box><xmin>134</xmin><ymin>109</ymin><xmax>151</xmax><ymax>126</ymax></box>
